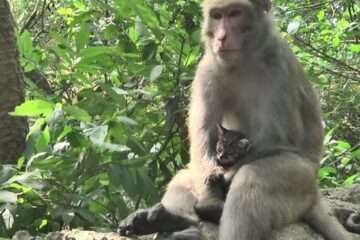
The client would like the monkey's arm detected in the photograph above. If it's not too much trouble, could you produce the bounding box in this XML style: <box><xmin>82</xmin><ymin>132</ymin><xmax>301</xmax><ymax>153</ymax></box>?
<box><xmin>194</xmin><ymin>172</ymin><xmax>226</xmax><ymax>223</ymax></box>
<box><xmin>188</xmin><ymin>74</ymin><xmax>222</xmax><ymax>163</ymax></box>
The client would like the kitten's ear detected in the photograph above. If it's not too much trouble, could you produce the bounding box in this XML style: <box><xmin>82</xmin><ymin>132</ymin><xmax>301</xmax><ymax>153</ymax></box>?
<box><xmin>217</xmin><ymin>124</ymin><xmax>228</xmax><ymax>134</ymax></box>
<box><xmin>238</xmin><ymin>139</ymin><xmax>251</xmax><ymax>151</ymax></box>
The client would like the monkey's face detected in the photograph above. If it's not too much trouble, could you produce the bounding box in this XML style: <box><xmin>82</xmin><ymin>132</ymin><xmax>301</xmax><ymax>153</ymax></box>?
<box><xmin>203</xmin><ymin>2</ymin><xmax>256</xmax><ymax>60</ymax></box>
<box><xmin>202</xmin><ymin>0</ymin><xmax>271</xmax><ymax>62</ymax></box>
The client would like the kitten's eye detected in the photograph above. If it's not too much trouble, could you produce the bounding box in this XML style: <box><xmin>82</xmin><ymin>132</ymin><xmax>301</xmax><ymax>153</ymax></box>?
<box><xmin>230</xmin><ymin>9</ymin><xmax>242</xmax><ymax>17</ymax></box>
<box><xmin>211</xmin><ymin>11</ymin><xmax>222</xmax><ymax>20</ymax></box>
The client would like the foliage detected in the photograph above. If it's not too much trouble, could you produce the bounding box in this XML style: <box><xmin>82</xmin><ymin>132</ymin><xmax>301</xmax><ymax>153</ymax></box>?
<box><xmin>0</xmin><ymin>0</ymin><xmax>359</xmax><ymax>237</ymax></box>
<box><xmin>275</xmin><ymin>0</ymin><xmax>360</xmax><ymax>187</ymax></box>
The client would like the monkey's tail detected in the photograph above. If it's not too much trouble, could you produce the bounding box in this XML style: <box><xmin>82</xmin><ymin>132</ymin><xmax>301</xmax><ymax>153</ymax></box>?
<box><xmin>303</xmin><ymin>196</ymin><xmax>353</xmax><ymax>240</ymax></box>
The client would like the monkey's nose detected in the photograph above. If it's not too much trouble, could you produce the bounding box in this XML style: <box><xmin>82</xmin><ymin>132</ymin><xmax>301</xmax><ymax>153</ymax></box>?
<box><xmin>217</xmin><ymin>153</ymin><xmax>226</xmax><ymax>160</ymax></box>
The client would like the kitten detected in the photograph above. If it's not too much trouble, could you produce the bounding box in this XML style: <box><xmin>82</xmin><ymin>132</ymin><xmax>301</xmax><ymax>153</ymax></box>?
<box><xmin>194</xmin><ymin>124</ymin><xmax>252</xmax><ymax>223</ymax></box>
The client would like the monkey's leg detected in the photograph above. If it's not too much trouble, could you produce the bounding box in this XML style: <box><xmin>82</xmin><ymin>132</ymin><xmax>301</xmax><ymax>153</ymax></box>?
<box><xmin>161</xmin><ymin>169</ymin><xmax>199</xmax><ymax>221</ymax></box>
<box><xmin>303</xmin><ymin>195</ymin><xmax>353</xmax><ymax>240</ymax></box>
<box><xmin>219</xmin><ymin>153</ymin><xmax>317</xmax><ymax>240</ymax></box>
<box><xmin>119</xmin><ymin>170</ymin><xmax>198</xmax><ymax>236</ymax></box>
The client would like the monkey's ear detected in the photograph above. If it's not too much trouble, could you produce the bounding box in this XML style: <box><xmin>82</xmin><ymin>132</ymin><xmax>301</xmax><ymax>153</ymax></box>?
<box><xmin>263</xmin><ymin>0</ymin><xmax>272</xmax><ymax>12</ymax></box>
<box><xmin>255</xmin><ymin>0</ymin><xmax>272</xmax><ymax>13</ymax></box>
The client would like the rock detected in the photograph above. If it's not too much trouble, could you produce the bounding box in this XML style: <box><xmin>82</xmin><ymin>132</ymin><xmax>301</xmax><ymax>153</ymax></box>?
<box><xmin>12</xmin><ymin>184</ymin><xmax>360</xmax><ymax>240</ymax></box>
<box><xmin>12</xmin><ymin>230</ymin><xmax>154</xmax><ymax>240</ymax></box>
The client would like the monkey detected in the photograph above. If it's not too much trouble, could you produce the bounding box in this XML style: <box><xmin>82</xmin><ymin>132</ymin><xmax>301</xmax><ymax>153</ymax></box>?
<box><xmin>194</xmin><ymin>124</ymin><xmax>252</xmax><ymax>223</ymax></box>
<box><xmin>119</xmin><ymin>0</ymin><xmax>355</xmax><ymax>239</ymax></box>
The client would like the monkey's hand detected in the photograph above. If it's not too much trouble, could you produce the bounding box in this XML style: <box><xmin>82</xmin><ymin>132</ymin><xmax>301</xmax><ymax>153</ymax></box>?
<box><xmin>118</xmin><ymin>203</ymin><xmax>195</xmax><ymax>236</ymax></box>
<box><xmin>205</xmin><ymin>174</ymin><xmax>223</xmax><ymax>185</ymax></box>
<box><xmin>205</xmin><ymin>169</ymin><xmax>224</xmax><ymax>185</ymax></box>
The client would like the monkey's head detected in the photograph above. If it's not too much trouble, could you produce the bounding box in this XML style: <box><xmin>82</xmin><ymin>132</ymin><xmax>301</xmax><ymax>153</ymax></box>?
<box><xmin>201</xmin><ymin>0</ymin><xmax>271</xmax><ymax>63</ymax></box>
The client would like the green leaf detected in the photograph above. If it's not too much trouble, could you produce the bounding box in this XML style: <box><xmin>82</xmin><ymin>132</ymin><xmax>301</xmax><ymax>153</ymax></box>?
<box><xmin>351</xmin><ymin>149</ymin><xmax>360</xmax><ymax>159</ymax></box>
<box><xmin>128</xmin><ymin>26</ymin><xmax>138</xmax><ymax>44</ymax></box>
<box><xmin>27</xmin><ymin>154</ymin><xmax>61</xmax><ymax>170</ymax></box>
<box><xmin>349</xmin><ymin>44</ymin><xmax>360</xmax><ymax>53</ymax></box>
<box><xmin>9</xmin><ymin>99</ymin><xmax>54</xmax><ymax>117</ymax></box>
<box><xmin>50</xmin><ymin>46</ymin><xmax>73</xmax><ymax>64</ymax></box>
<box><xmin>341</xmin><ymin>174</ymin><xmax>359</xmax><ymax>187</ymax></box>
<box><xmin>75</xmin><ymin>22</ymin><xmax>90</xmax><ymax>52</ymax></box>
<box><xmin>64</xmin><ymin>105</ymin><xmax>91</xmax><ymax>122</ymax></box>
<box><xmin>150</xmin><ymin>65</ymin><xmax>163</xmax><ymax>82</ymax></box>
<box><xmin>340</xmin><ymin>156</ymin><xmax>352</xmax><ymax>165</ymax></box>
<box><xmin>62</xmin><ymin>210</ymin><xmax>75</xmax><ymax>225</ymax></box>
<box><xmin>317</xmin><ymin>10</ymin><xmax>325</xmax><ymax>21</ymax></box>
<box><xmin>82</xmin><ymin>123</ymin><xmax>108</xmax><ymax>143</ymax></box>
<box><xmin>74</xmin><ymin>1</ymin><xmax>86</xmax><ymax>10</ymax></box>
<box><xmin>35</xmin><ymin>131</ymin><xmax>50</xmax><ymax>152</ymax></box>
<box><xmin>94</xmin><ymin>142</ymin><xmax>130</xmax><ymax>152</ymax></box>
<box><xmin>0</xmin><ymin>166</ymin><xmax>17</xmax><ymax>185</ymax></box>
<box><xmin>75</xmin><ymin>209</ymin><xmax>96</xmax><ymax>224</ymax></box>
<box><xmin>0</xmin><ymin>190</ymin><xmax>17</xmax><ymax>204</ymax></box>
<box><xmin>137</xmin><ymin>170</ymin><xmax>160</xmax><ymax>201</ymax></box>
<box><xmin>47</xmin><ymin>108</ymin><xmax>65</xmax><ymax>141</ymax></box>
<box><xmin>131</xmin><ymin>4</ymin><xmax>159</xmax><ymax>33</ymax></box>
<box><xmin>324</xmin><ymin>128</ymin><xmax>335</xmax><ymax>145</ymax></box>
<box><xmin>18</xmin><ymin>30</ymin><xmax>33</xmax><ymax>55</ymax></box>
<box><xmin>78</xmin><ymin>46</ymin><xmax>114</xmax><ymax>59</ymax></box>
<box><xmin>116</xmin><ymin>116</ymin><xmax>138</xmax><ymax>126</ymax></box>
<box><xmin>336</xmin><ymin>141</ymin><xmax>351</xmax><ymax>151</ymax></box>
<box><xmin>318</xmin><ymin>166</ymin><xmax>336</xmax><ymax>179</ymax></box>
<box><xmin>50</xmin><ymin>31</ymin><xmax>72</xmax><ymax>50</ymax></box>
<box><xmin>16</xmin><ymin>174</ymin><xmax>49</xmax><ymax>190</ymax></box>
<box><xmin>107</xmin><ymin>165</ymin><xmax>137</xmax><ymax>199</ymax></box>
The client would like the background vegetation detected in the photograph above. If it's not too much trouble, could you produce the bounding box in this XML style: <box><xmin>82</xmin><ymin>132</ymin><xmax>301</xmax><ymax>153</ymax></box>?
<box><xmin>0</xmin><ymin>0</ymin><xmax>359</xmax><ymax>237</ymax></box>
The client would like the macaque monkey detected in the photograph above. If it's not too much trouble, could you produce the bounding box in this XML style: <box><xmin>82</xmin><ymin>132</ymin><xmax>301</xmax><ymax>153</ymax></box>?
<box><xmin>119</xmin><ymin>0</ymin><xmax>355</xmax><ymax>239</ymax></box>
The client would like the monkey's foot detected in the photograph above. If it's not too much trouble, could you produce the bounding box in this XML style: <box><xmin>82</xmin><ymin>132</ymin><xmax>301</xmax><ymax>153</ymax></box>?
<box><xmin>118</xmin><ymin>203</ymin><xmax>194</xmax><ymax>236</ymax></box>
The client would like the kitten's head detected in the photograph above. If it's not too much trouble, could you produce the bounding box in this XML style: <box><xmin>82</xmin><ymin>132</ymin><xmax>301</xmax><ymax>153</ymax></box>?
<box><xmin>216</xmin><ymin>124</ymin><xmax>251</xmax><ymax>167</ymax></box>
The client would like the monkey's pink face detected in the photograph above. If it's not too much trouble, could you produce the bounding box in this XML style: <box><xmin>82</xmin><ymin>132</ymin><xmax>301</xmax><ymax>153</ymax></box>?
<box><xmin>206</xmin><ymin>3</ymin><xmax>256</xmax><ymax>60</ymax></box>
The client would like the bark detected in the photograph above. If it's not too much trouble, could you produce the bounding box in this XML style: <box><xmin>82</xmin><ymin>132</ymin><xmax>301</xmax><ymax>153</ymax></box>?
<box><xmin>24</xmin><ymin>69</ymin><xmax>53</xmax><ymax>94</ymax></box>
<box><xmin>0</xmin><ymin>0</ymin><xmax>28</xmax><ymax>163</ymax></box>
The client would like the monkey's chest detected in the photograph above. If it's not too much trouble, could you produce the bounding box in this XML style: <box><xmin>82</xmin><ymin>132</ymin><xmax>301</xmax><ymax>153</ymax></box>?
<box><xmin>221</xmin><ymin>110</ymin><xmax>242</xmax><ymax>131</ymax></box>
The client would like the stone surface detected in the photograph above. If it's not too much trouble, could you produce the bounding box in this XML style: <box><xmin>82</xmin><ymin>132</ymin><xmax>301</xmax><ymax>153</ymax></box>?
<box><xmin>12</xmin><ymin>184</ymin><xmax>360</xmax><ymax>240</ymax></box>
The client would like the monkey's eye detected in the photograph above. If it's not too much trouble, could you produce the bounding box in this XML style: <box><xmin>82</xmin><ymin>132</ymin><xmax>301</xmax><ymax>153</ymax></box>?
<box><xmin>211</xmin><ymin>11</ymin><xmax>222</xmax><ymax>20</ymax></box>
<box><xmin>230</xmin><ymin>9</ymin><xmax>242</xmax><ymax>17</ymax></box>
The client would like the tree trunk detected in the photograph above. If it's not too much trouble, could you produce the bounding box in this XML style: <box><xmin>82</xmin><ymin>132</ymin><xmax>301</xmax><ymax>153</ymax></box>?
<box><xmin>0</xmin><ymin>0</ymin><xmax>28</xmax><ymax>164</ymax></box>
